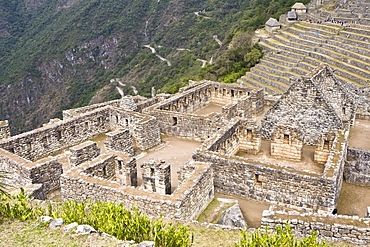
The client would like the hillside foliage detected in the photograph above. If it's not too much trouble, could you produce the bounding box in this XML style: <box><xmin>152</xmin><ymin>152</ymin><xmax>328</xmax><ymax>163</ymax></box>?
<box><xmin>0</xmin><ymin>0</ymin><xmax>310</xmax><ymax>133</ymax></box>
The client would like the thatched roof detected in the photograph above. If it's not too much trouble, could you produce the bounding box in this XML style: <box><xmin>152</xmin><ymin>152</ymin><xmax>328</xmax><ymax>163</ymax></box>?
<box><xmin>265</xmin><ymin>18</ymin><xmax>280</xmax><ymax>27</ymax></box>
<box><xmin>291</xmin><ymin>2</ymin><xmax>307</xmax><ymax>10</ymax></box>
<box><xmin>287</xmin><ymin>11</ymin><xmax>298</xmax><ymax>20</ymax></box>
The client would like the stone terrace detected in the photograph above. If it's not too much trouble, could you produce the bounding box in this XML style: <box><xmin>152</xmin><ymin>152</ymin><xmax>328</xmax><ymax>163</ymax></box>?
<box><xmin>238</xmin><ymin>2</ymin><xmax>370</xmax><ymax>94</ymax></box>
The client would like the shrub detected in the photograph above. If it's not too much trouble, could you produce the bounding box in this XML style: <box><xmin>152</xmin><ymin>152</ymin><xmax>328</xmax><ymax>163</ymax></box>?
<box><xmin>236</xmin><ymin>222</ymin><xmax>327</xmax><ymax>247</ymax></box>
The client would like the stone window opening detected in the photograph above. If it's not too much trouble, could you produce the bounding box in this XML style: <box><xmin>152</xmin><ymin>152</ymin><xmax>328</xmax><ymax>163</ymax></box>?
<box><xmin>324</xmin><ymin>140</ymin><xmax>330</xmax><ymax>150</ymax></box>
<box><xmin>172</xmin><ymin>117</ymin><xmax>178</xmax><ymax>126</ymax></box>
<box><xmin>27</xmin><ymin>142</ymin><xmax>32</xmax><ymax>151</ymax></box>
<box><xmin>8</xmin><ymin>147</ymin><xmax>15</xmax><ymax>153</ymax></box>
<box><xmin>342</xmin><ymin>107</ymin><xmax>346</xmax><ymax>115</ymax></box>
<box><xmin>247</xmin><ymin>129</ymin><xmax>253</xmax><ymax>139</ymax></box>
<box><xmin>255</xmin><ymin>174</ymin><xmax>264</xmax><ymax>185</ymax></box>
<box><xmin>115</xmin><ymin>115</ymin><xmax>119</xmax><ymax>123</ymax></box>
<box><xmin>283</xmin><ymin>134</ymin><xmax>289</xmax><ymax>144</ymax></box>
<box><xmin>103</xmin><ymin>165</ymin><xmax>107</xmax><ymax>177</ymax></box>
<box><xmin>231</xmin><ymin>90</ymin><xmax>235</xmax><ymax>97</ymax></box>
<box><xmin>150</xmin><ymin>168</ymin><xmax>155</xmax><ymax>177</ymax></box>
<box><xmin>117</xmin><ymin>160</ymin><xmax>123</xmax><ymax>170</ymax></box>
<box><xmin>57</xmin><ymin>130</ymin><xmax>63</xmax><ymax>140</ymax></box>
<box><xmin>97</xmin><ymin>117</ymin><xmax>104</xmax><ymax>126</ymax></box>
<box><xmin>223</xmin><ymin>89</ymin><xmax>226</xmax><ymax>96</ymax></box>
<box><xmin>70</xmin><ymin>126</ymin><xmax>76</xmax><ymax>135</ymax></box>
<box><xmin>125</xmin><ymin>119</ymin><xmax>129</xmax><ymax>126</ymax></box>
<box><xmin>84</xmin><ymin>122</ymin><xmax>89</xmax><ymax>129</ymax></box>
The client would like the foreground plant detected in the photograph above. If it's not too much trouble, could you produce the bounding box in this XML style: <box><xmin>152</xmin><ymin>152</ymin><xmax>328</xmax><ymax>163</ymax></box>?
<box><xmin>0</xmin><ymin>188</ymin><xmax>44</xmax><ymax>221</ymax></box>
<box><xmin>236</xmin><ymin>222</ymin><xmax>327</xmax><ymax>247</ymax></box>
<box><xmin>49</xmin><ymin>200</ymin><xmax>193</xmax><ymax>247</ymax></box>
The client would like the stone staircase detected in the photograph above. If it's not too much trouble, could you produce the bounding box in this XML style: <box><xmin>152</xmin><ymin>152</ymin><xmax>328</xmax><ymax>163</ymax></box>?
<box><xmin>238</xmin><ymin>5</ymin><xmax>370</xmax><ymax>94</ymax></box>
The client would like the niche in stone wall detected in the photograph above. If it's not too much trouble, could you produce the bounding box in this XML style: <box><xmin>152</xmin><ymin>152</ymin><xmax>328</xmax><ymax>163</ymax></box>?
<box><xmin>255</xmin><ymin>174</ymin><xmax>265</xmax><ymax>186</ymax></box>
<box><xmin>172</xmin><ymin>117</ymin><xmax>178</xmax><ymax>126</ymax></box>
<box><xmin>284</xmin><ymin>134</ymin><xmax>289</xmax><ymax>144</ymax></box>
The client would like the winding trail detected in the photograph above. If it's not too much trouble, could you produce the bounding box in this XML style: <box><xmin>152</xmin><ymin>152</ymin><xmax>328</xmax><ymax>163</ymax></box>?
<box><xmin>196</xmin><ymin>59</ymin><xmax>207</xmax><ymax>67</ymax></box>
<box><xmin>213</xmin><ymin>35</ymin><xmax>223</xmax><ymax>46</ymax></box>
<box><xmin>144</xmin><ymin>45</ymin><xmax>172</xmax><ymax>66</ymax></box>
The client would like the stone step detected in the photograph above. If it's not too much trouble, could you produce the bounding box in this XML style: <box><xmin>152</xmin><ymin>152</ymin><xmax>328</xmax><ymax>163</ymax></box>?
<box><xmin>297</xmin><ymin>60</ymin><xmax>316</xmax><ymax>71</ymax></box>
<box><xmin>255</xmin><ymin>63</ymin><xmax>301</xmax><ymax>78</ymax></box>
<box><xmin>267</xmin><ymin>33</ymin><xmax>370</xmax><ymax>81</ymax></box>
<box><xmin>327</xmin><ymin>38</ymin><xmax>370</xmax><ymax>56</ymax></box>
<box><xmin>246</xmin><ymin>70</ymin><xmax>289</xmax><ymax>91</ymax></box>
<box><xmin>305</xmin><ymin>50</ymin><xmax>368</xmax><ymax>85</ymax></box>
<box><xmin>267</xmin><ymin>52</ymin><xmax>302</xmax><ymax>63</ymax></box>
<box><xmin>237</xmin><ymin>76</ymin><xmax>283</xmax><ymax>94</ymax></box>
<box><xmin>297</xmin><ymin>21</ymin><xmax>342</xmax><ymax>34</ymax></box>
<box><xmin>236</xmin><ymin>76</ymin><xmax>261</xmax><ymax>89</ymax></box>
<box><xmin>263</xmin><ymin>38</ymin><xmax>310</xmax><ymax>56</ymax></box>
<box><xmin>272</xmin><ymin>34</ymin><xmax>317</xmax><ymax>52</ymax></box>
<box><xmin>287</xmin><ymin>25</ymin><xmax>333</xmax><ymax>40</ymax></box>
<box><xmin>291</xmin><ymin>66</ymin><xmax>310</xmax><ymax>76</ymax></box>
<box><xmin>335</xmin><ymin>74</ymin><xmax>363</xmax><ymax>88</ymax></box>
<box><xmin>250</xmin><ymin>66</ymin><xmax>291</xmax><ymax>85</ymax></box>
<box><xmin>262</xmin><ymin>55</ymin><xmax>296</xmax><ymax>67</ymax></box>
<box><xmin>319</xmin><ymin>43</ymin><xmax>370</xmax><ymax>68</ymax></box>
<box><xmin>341</xmin><ymin>27</ymin><xmax>370</xmax><ymax>41</ymax></box>
<box><xmin>313</xmin><ymin>47</ymin><xmax>370</xmax><ymax>78</ymax></box>
<box><xmin>280</xmin><ymin>28</ymin><xmax>369</xmax><ymax>66</ymax></box>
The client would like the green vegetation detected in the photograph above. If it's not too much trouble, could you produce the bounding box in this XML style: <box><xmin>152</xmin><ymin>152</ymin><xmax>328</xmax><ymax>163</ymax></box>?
<box><xmin>0</xmin><ymin>0</ymin><xmax>310</xmax><ymax>133</ymax></box>
<box><xmin>236</xmin><ymin>222</ymin><xmax>327</xmax><ymax>247</ymax></box>
<box><xmin>0</xmin><ymin>190</ymin><xmax>192</xmax><ymax>246</ymax></box>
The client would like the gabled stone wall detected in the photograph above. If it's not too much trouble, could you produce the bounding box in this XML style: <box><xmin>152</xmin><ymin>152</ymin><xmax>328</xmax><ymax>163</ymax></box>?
<box><xmin>261</xmin><ymin>67</ymin><xmax>345</xmax><ymax>145</ymax></box>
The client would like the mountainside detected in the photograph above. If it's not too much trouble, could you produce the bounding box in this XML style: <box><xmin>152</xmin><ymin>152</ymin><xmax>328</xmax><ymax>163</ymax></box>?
<box><xmin>0</xmin><ymin>0</ymin><xmax>306</xmax><ymax>133</ymax></box>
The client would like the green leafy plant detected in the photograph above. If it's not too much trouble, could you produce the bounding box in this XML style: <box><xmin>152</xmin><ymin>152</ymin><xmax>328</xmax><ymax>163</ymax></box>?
<box><xmin>236</xmin><ymin>222</ymin><xmax>327</xmax><ymax>247</ymax></box>
<box><xmin>0</xmin><ymin>188</ymin><xmax>44</xmax><ymax>221</ymax></box>
<box><xmin>49</xmin><ymin>200</ymin><xmax>193</xmax><ymax>246</ymax></box>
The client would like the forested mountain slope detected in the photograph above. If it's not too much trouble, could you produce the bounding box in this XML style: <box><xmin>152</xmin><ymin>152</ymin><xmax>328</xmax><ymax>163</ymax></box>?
<box><xmin>0</xmin><ymin>0</ymin><xmax>306</xmax><ymax>133</ymax></box>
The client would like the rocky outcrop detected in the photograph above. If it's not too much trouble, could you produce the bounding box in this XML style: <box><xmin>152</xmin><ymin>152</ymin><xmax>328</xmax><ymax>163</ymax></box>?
<box><xmin>217</xmin><ymin>204</ymin><xmax>247</xmax><ymax>229</ymax></box>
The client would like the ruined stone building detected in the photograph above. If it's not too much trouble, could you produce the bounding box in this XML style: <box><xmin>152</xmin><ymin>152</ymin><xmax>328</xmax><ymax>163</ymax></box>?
<box><xmin>0</xmin><ymin>62</ymin><xmax>369</xmax><ymax>225</ymax></box>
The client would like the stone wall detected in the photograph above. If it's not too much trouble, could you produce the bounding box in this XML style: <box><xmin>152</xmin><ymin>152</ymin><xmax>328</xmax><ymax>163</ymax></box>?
<box><xmin>0</xmin><ymin>108</ymin><xmax>111</xmax><ymax>161</ymax></box>
<box><xmin>105</xmin><ymin>129</ymin><xmax>134</xmax><ymax>156</ymax></box>
<box><xmin>344</xmin><ymin>147</ymin><xmax>370</xmax><ymax>186</ymax></box>
<box><xmin>109</xmin><ymin>107</ymin><xmax>161</xmax><ymax>150</ymax></box>
<box><xmin>261</xmin><ymin>65</ymin><xmax>355</xmax><ymax>145</ymax></box>
<box><xmin>141</xmin><ymin>159</ymin><xmax>171</xmax><ymax>195</ymax></box>
<box><xmin>61</xmin><ymin>157</ymin><xmax>214</xmax><ymax>220</ymax></box>
<box><xmin>270</xmin><ymin>124</ymin><xmax>303</xmax><ymax>161</ymax></box>
<box><xmin>82</xmin><ymin>155</ymin><xmax>117</xmax><ymax>180</ymax></box>
<box><xmin>143</xmin><ymin>81</ymin><xmax>264</xmax><ymax>141</ymax></box>
<box><xmin>261</xmin><ymin>209</ymin><xmax>370</xmax><ymax>245</ymax></box>
<box><xmin>69</xmin><ymin>141</ymin><xmax>100</xmax><ymax>166</ymax></box>
<box><xmin>193</xmin><ymin>120</ymin><xmax>347</xmax><ymax>213</ymax></box>
<box><xmin>116</xmin><ymin>157</ymin><xmax>137</xmax><ymax>187</ymax></box>
<box><xmin>176</xmin><ymin>162</ymin><xmax>214</xmax><ymax>220</ymax></box>
<box><xmin>0</xmin><ymin>149</ymin><xmax>62</xmax><ymax>198</ymax></box>
<box><xmin>0</xmin><ymin>120</ymin><xmax>10</xmax><ymax>140</ymax></box>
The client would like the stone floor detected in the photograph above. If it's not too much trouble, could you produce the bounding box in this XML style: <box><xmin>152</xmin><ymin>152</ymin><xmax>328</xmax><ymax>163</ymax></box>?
<box><xmin>192</xmin><ymin>102</ymin><xmax>224</xmax><ymax>116</ymax></box>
